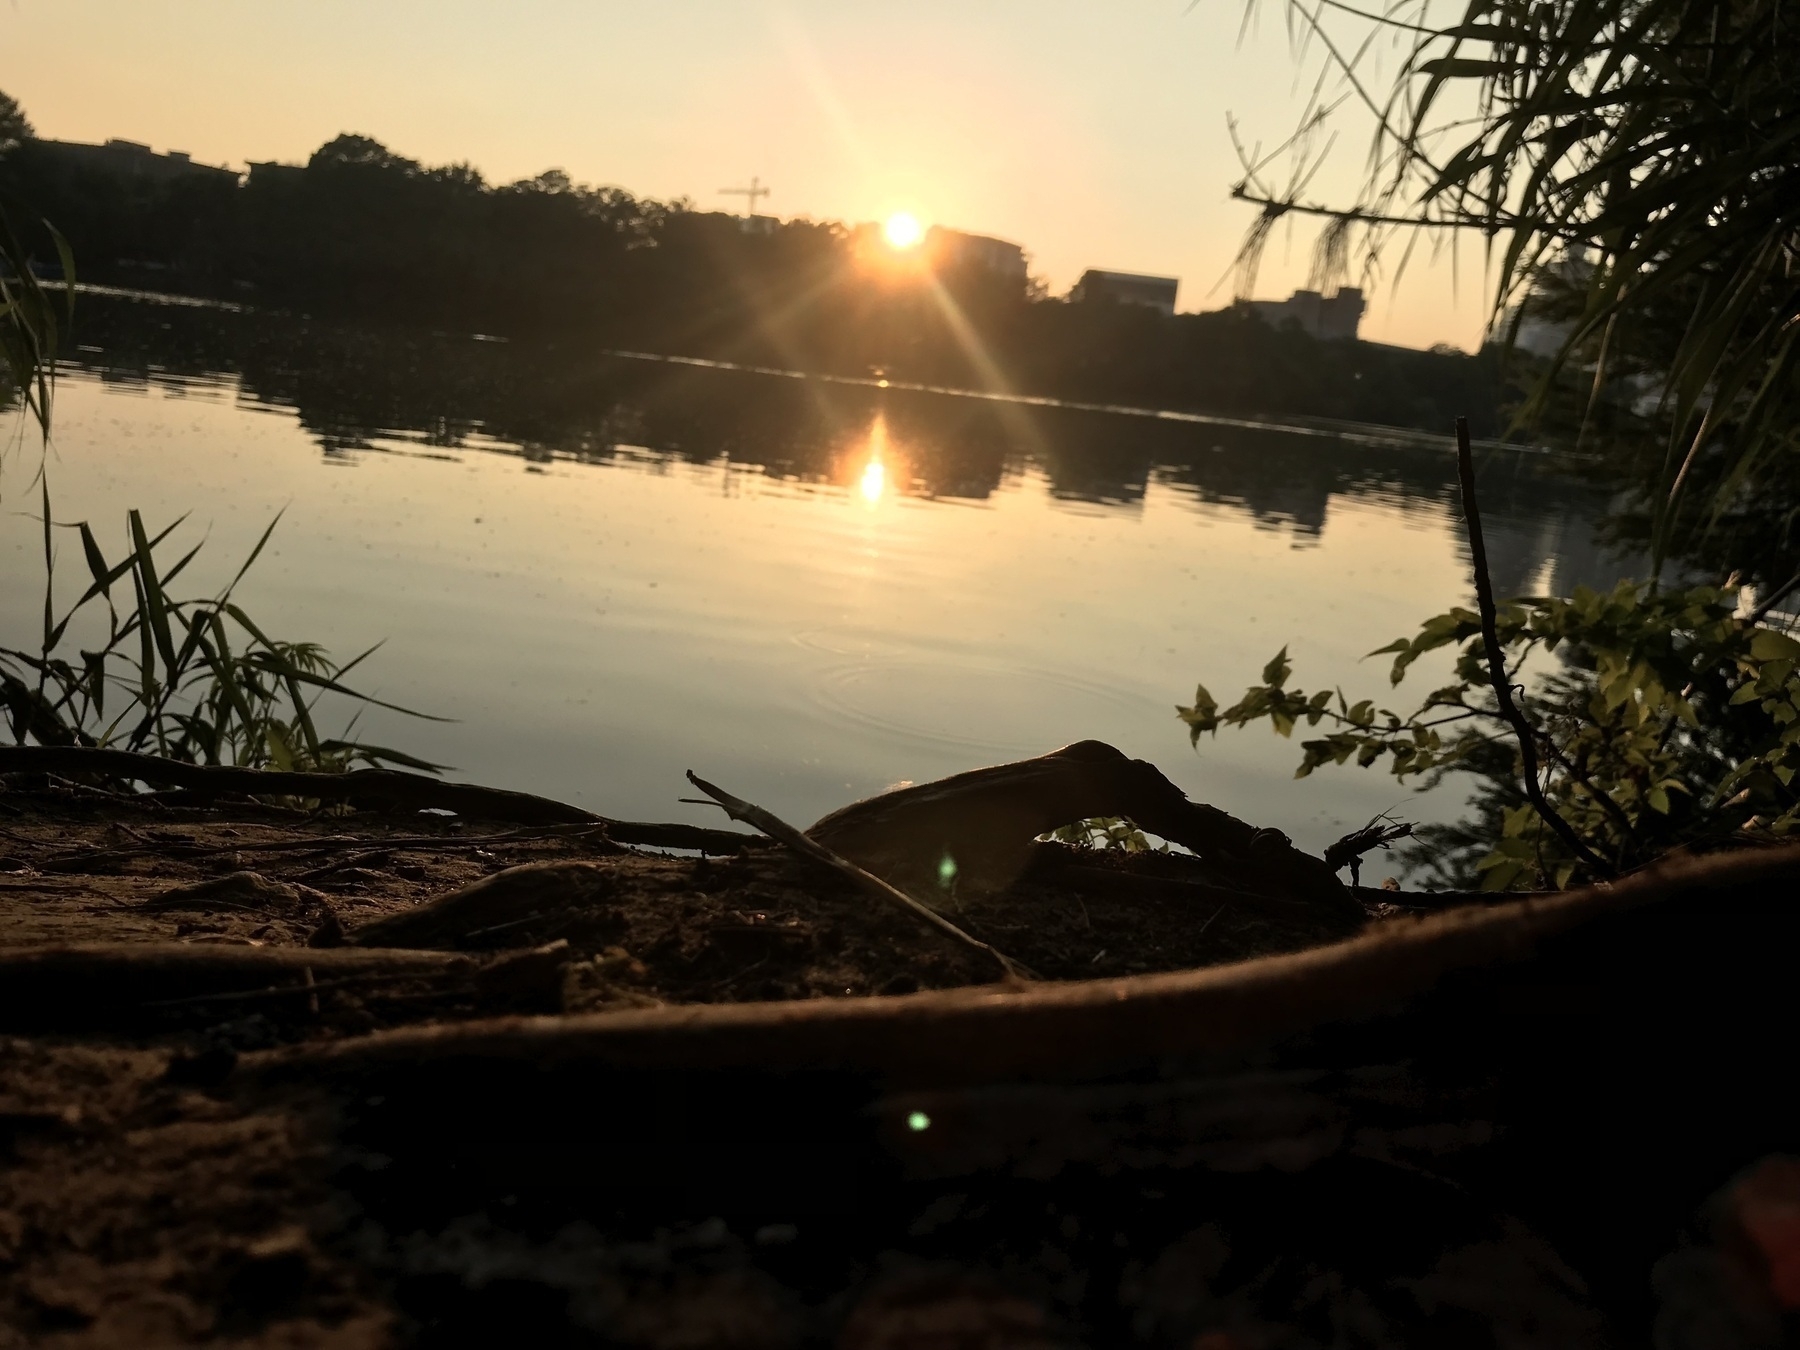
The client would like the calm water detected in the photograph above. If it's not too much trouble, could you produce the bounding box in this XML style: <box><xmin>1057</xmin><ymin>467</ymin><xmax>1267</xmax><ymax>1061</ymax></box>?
<box><xmin>1</xmin><ymin>298</ymin><xmax>1627</xmax><ymax>876</ymax></box>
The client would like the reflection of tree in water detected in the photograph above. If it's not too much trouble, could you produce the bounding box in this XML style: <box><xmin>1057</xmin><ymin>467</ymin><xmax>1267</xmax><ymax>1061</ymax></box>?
<box><xmin>67</xmin><ymin>296</ymin><xmax>1626</xmax><ymax>587</ymax></box>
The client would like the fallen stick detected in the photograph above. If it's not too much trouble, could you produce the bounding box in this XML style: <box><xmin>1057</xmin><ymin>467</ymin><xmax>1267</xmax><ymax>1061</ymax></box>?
<box><xmin>685</xmin><ymin>770</ymin><xmax>1036</xmax><ymax>981</ymax></box>
<box><xmin>0</xmin><ymin>745</ymin><xmax>757</xmax><ymax>852</ymax></box>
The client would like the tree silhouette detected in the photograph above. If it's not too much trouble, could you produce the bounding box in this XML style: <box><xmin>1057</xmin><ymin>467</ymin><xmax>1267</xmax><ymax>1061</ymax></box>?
<box><xmin>306</xmin><ymin>134</ymin><xmax>419</xmax><ymax>174</ymax></box>
<box><xmin>0</xmin><ymin>88</ymin><xmax>32</xmax><ymax>155</ymax></box>
<box><xmin>0</xmin><ymin>127</ymin><xmax>1499</xmax><ymax>436</ymax></box>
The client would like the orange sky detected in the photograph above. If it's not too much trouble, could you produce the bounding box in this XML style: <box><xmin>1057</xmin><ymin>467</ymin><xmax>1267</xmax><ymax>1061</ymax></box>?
<box><xmin>1</xmin><ymin>0</ymin><xmax>1494</xmax><ymax>350</ymax></box>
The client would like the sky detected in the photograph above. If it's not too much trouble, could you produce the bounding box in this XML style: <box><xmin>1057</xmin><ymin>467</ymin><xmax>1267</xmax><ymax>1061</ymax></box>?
<box><xmin>1</xmin><ymin>0</ymin><xmax>1493</xmax><ymax>350</ymax></box>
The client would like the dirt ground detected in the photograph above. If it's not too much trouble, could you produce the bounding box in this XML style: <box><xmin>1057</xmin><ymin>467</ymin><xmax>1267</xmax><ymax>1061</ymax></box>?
<box><xmin>0</xmin><ymin>781</ymin><xmax>1364</xmax><ymax>1011</ymax></box>
<box><xmin>1</xmin><ymin>775</ymin><xmax>1396</xmax><ymax>1348</ymax></box>
<box><xmin>14</xmin><ymin>775</ymin><xmax>1783</xmax><ymax>1348</ymax></box>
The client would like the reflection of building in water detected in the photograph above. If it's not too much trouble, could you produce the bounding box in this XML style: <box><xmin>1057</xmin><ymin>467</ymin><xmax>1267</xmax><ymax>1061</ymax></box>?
<box><xmin>29</xmin><ymin>138</ymin><xmax>238</xmax><ymax>186</ymax></box>
<box><xmin>1465</xmin><ymin>497</ymin><xmax>1639</xmax><ymax>598</ymax></box>
<box><xmin>1242</xmin><ymin>288</ymin><xmax>1365</xmax><ymax>341</ymax></box>
<box><xmin>925</xmin><ymin>227</ymin><xmax>1027</xmax><ymax>280</ymax></box>
<box><xmin>1071</xmin><ymin>270</ymin><xmax>1179</xmax><ymax>316</ymax></box>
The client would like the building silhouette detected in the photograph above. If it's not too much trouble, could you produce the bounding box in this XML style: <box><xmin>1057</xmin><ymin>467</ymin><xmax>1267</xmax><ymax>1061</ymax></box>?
<box><xmin>925</xmin><ymin>227</ymin><xmax>1027</xmax><ymax>281</ymax></box>
<box><xmin>29</xmin><ymin>138</ymin><xmax>237</xmax><ymax>186</ymax></box>
<box><xmin>246</xmin><ymin>160</ymin><xmax>306</xmax><ymax>187</ymax></box>
<box><xmin>1242</xmin><ymin>287</ymin><xmax>1365</xmax><ymax>340</ymax></box>
<box><xmin>1071</xmin><ymin>269</ymin><xmax>1179</xmax><ymax>315</ymax></box>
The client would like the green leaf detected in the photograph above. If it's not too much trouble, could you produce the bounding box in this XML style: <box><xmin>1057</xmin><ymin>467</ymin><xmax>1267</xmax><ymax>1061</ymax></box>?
<box><xmin>315</xmin><ymin>739</ymin><xmax>448</xmax><ymax>773</ymax></box>
<box><xmin>77</xmin><ymin>524</ymin><xmax>111</xmax><ymax>599</ymax></box>
<box><xmin>1751</xmin><ymin>630</ymin><xmax>1800</xmax><ymax>662</ymax></box>
<box><xmin>1262</xmin><ymin>647</ymin><xmax>1292</xmax><ymax>689</ymax></box>
<box><xmin>127</xmin><ymin>510</ymin><xmax>179</xmax><ymax>680</ymax></box>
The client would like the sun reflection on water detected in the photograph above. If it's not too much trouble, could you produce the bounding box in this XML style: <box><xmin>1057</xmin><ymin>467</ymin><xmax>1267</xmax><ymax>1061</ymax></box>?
<box><xmin>859</xmin><ymin>457</ymin><xmax>886</xmax><ymax>503</ymax></box>
<box><xmin>853</xmin><ymin>413</ymin><xmax>900</xmax><ymax>505</ymax></box>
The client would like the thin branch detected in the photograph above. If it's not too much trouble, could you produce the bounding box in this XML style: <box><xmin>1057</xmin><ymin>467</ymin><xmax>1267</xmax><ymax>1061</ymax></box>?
<box><xmin>684</xmin><ymin>770</ymin><xmax>1034</xmax><ymax>982</ymax></box>
<box><xmin>1229</xmin><ymin>185</ymin><xmax>1594</xmax><ymax>241</ymax></box>
<box><xmin>1456</xmin><ymin>417</ymin><xmax>1616</xmax><ymax>881</ymax></box>
<box><xmin>1539</xmin><ymin>736</ymin><xmax>1639</xmax><ymax>856</ymax></box>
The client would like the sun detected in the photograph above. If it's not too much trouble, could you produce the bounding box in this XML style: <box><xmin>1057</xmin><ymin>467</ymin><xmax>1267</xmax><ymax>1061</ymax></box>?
<box><xmin>882</xmin><ymin>212</ymin><xmax>924</xmax><ymax>250</ymax></box>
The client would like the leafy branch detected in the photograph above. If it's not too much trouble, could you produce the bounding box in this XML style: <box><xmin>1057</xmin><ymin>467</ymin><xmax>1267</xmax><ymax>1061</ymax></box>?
<box><xmin>1180</xmin><ymin>579</ymin><xmax>1800</xmax><ymax>889</ymax></box>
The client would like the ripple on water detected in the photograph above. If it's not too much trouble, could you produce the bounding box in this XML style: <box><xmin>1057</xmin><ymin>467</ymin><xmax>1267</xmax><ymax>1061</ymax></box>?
<box><xmin>809</xmin><ymin>656</ymin><xmax>1165</xmax><ymax>756</ymax></box>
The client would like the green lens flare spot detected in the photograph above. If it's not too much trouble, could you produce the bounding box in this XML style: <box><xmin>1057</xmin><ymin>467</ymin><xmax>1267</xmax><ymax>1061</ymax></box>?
<box><xmin>906</xmin><ymin>1110</ymin><xmax>931</xmax><ymax>1133</ymax></box>
<box><xmin>936</xmin><ymin>852</ymin><xmax>958</xmax><ymax>889</ymax></box>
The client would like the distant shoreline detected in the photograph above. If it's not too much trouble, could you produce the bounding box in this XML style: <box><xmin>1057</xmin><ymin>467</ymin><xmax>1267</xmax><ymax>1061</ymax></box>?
<box><xmin>65</xmin><ymin>282</ymin><xmax>1566</xmax><ymax>463</ymax></box>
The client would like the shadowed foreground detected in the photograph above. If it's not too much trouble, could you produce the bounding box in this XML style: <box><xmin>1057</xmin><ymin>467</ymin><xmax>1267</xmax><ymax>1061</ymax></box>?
<box><xmin>0</xmin><ymin>755</ymin><xmax>1794</xmax><ymax>1347</ymax></box>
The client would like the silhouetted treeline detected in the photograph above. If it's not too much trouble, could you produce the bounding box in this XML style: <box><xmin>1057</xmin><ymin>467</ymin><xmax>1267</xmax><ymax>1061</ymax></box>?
<box><xmin>3</xmin><ymin>133</ymin><xmax>1504</xmax><ymax>435</ymax></box>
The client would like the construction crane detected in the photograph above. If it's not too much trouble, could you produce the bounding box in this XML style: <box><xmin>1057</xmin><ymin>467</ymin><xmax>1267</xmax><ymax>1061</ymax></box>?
<box><xmin>718</xmin><ymin>176</ymin><xmax>771</xmax><ymax>217</ymax></box>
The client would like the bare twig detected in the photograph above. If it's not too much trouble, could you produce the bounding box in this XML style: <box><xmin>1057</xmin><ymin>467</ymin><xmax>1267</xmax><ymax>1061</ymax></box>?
<box><xmin>684</xmin><ymin>770</ymin><xmax>1035</xmax><ymax>981</ymax></box>
<box><xmin>1228</xmin><ymin>185</ymin><xmax>1589</xmax><ymax>241</ymax></box>
<box><xmin>1456</xmin><ymin>417</ymin><xmax>1616</xmax><ymax>881</ymax></box>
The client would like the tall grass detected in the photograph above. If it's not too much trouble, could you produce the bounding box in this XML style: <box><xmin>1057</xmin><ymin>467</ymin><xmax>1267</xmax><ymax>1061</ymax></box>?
<box><xmin>0</xmin><ymin>478</ymin><xmax>443</xmax><ymax>771</ymax></box>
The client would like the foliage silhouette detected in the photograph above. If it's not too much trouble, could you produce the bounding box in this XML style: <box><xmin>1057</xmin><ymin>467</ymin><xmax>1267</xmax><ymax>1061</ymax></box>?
<box><xmin>1231</xmin><ymin>0</ymin><xmax>1800</xmax><ymax>563</ymax></box>
<box><xmin>1</xmin><ymin>129</ymin><xmax>1502</xmax><ymax>437</ymax></box>
<box><xmin>1182</xmin><ymin>580</ymin><xmax>1800</xmax><ymax>889</ymax></box>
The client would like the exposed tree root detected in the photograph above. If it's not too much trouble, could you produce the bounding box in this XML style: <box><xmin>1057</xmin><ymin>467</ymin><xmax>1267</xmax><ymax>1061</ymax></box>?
<box><xmin>0</xmin><ymin>943</ymin><xmax>477</xmax><ymax>1031</ymax></box>
<box><xmin>806</xmin><ymin>739</ymin><xmax>1356</xmax><ymax>914</ymax></box>
<box><xmin>255</xmin><ymin>844</ymin><xmax>1800</xmax><ymax>1087</ymax></box>
<box><xmin>0</xmin><ymin>744</ymin><xmax>758</xmax><ymax>851</ymax></box>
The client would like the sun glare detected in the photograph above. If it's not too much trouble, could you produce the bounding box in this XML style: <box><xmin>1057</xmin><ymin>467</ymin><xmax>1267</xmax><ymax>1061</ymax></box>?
<box><xmin>859</xmin><ymin>457</ymin><xmax>887</xmax><ymax>502</ymax></box>
<box><xmin>883</xmin><ymin>212</ymin><xmax>924</xmax><ymax>250</ymax></box>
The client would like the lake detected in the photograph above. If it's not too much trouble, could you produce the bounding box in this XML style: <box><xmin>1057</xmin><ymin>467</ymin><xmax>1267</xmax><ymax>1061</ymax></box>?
<box><xmin>0</xmin><ymin>296</ymin><xmax>1628</xmax><ymax>880</ymax></box>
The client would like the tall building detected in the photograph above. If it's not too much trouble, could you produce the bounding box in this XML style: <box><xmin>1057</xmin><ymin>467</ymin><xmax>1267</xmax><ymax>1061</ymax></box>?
<box><xmin>1071</xmin><ymin>269</ymin><xmax>1179</xmax><ymax>315</ymax></box>
<box><xmin>1242</xmin><ymin>287</ymin><xmax>1365</xmax><ymax>340</ymax></box>
<box><xmin>27</xmin><ymin>138</ymin><xmax>238</xmax><ymax>186</ymax></box>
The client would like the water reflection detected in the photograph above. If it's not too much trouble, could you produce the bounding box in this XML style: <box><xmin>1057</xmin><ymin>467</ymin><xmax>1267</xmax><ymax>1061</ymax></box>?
<box><xmin>16</xmin><ymin>296</ymin><xmax>1642</xmax><ymax>863</ymax></box>
<box><xmin>56</xmin><ymin>292</ymin><xmax>1641</xmax><ymax>601</ymax></box>
<box><xmin>71</xmin><ymin>299</ymin><xmax>1607</xmax><ymax>534</ymax></box>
